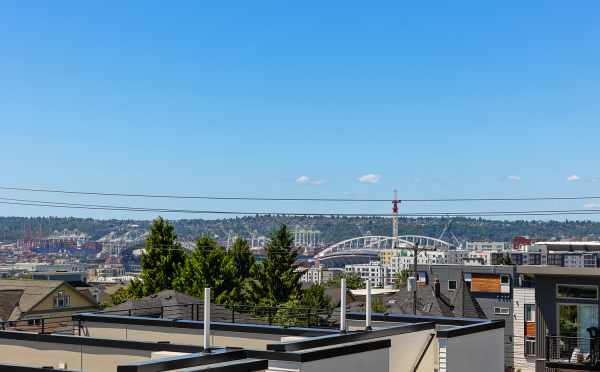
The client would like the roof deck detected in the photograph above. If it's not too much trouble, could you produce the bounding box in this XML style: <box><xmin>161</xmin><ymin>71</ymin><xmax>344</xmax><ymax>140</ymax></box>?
<box><xmin>0</xmin><ymin>302</ymin><xmax>504</xmax><ymax>372</ymax></box>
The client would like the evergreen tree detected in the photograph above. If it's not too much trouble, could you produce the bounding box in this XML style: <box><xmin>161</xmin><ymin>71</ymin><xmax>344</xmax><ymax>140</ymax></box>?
<box><xmin>248</xmin><ymin>225</ymin><xmax>301</xmax><ymax>306</ymax></box>
<box><xmin>138</xmin><ymin>217</ymin><xmax>186</xmax><ymax>296</ymax></box>
<box><xmin>173</xmin><ymin>236</ymin><xmax>238</xmax><ymax>304</ymax></box>
<box><xmin>230</xmin><ymin>237</ymin><xmax>255</xmax><ymax>279</ymax></box>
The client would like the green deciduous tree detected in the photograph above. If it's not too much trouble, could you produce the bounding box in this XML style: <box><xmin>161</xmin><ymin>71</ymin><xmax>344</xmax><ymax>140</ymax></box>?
<box><xmin>372</xmin><ymin>297</ymin><xmax>387</xmax><ymax>313</ymax></box>
<box><xmin>394</xmin><ymin>269</ymin><xmax>410</xmax><ymax>289</ymax></box>
<box><xmin>248</xmin><ymin>225</ymin><xmax>301</xmax><ymax>306</ymax></box>
<box><xmin>326</xmin><ymin>272</ymin><xmax>365</xmax><ymax>290</ymax></box>
<box><xmin>300</xmin><ymin>284</ymin><xmax>332</xmax><ymax>310</ymax></box>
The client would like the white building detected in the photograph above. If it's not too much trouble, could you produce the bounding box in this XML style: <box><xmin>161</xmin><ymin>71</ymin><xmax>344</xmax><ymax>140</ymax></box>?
<box><xmin>300</xmin><ymin>267</ymin><xmax>343</xmax><ymax>284</ymax></box>
<box><xmin>345</xmin><ymin>261</ymin><xmax>392</xmax><ymax>288</ymax></box>
<box><xmin>465</xmin><ymin>241</ymin><xmax>509</xmax><ymax>251</ymax></box>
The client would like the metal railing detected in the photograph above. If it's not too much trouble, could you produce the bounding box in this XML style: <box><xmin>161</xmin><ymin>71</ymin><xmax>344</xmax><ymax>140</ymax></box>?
<box><xmin>0</xmin><ymin>302</ymin><xmax>333</xmax><ymax>336</ymax></box>
<box><xmin>0</xmin><ymin>316</ymin><xmax>77</xmax><ymax>335</ymax></box>
<box><xmin>98</xmin><ymin>303</ymin><xmax>333</xmax><ymax>328</ymax></box>
<box><xmin>546</xmin><ymin>335</ymin><xmax>600</xmax><ymax>367</ymax></box>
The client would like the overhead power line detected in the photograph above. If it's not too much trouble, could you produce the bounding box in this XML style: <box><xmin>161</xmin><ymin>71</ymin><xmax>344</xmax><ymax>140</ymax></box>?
<box><xmin>1</xmin><ymin>196</ymin><xmax>600</xmax><ymax>217</ymax></box>
<box><xmin>2</xmin><ymin>185</ymin><xmax>600</xmax><ymax>203</ymax></box>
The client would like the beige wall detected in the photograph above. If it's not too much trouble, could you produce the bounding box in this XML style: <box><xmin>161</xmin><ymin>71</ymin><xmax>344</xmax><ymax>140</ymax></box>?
<box><xmin>84</xmin><ymin>321</ymin><xmax>282</xmax><ymax>350</ymax></box>
<box><xmin>0</xmin><ymin>337</ymin><xmax>151</xmax><ymax>372</ymax></box>
<box><xmin>25</xmin><ymin>284</ymin><xmax>96</xmax><ymax>319</ymax></box>
<box><xmin>385</xmin><ymin>329</ymin><xmax>435</xmax><ymax>372</ymax></box>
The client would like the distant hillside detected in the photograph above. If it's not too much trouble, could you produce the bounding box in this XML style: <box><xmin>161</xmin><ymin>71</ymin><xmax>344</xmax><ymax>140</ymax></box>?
<box><xmin>2</xmin><ymin>216</ymin><xmax>600</xmax><ymax>244</ymax></box>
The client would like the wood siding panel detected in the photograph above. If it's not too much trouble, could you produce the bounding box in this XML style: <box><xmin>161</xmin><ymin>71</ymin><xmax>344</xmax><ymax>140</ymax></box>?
<box><xmin>470</xmin><ymin>273</ymin><xmax>501</xmax><ymax>293</ymax></box>
<box><xmin>525</xmin><ymin>322</ymin><xmax>536</xmax><ymax>337</ymax></box>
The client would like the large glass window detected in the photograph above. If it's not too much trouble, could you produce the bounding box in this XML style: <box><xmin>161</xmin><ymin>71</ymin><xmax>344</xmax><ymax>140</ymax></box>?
<box><xmin>559</xmin><ymin>303</ymin><xmax>598</xmax><ymax>354</ymax></box>
<box><xmin>557</xmin><ymin>285</ymin><xmax>598</xmax><ymax>300</ymax></box>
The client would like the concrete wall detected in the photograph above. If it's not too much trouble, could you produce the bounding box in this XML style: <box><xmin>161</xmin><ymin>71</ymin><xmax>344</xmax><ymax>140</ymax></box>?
<box><xmin>84</xmin><ymin>321</ymin><xmax>281</xmax><ymax>350</ymax></box>
<box><xmin>439</xmin><ymin>327</ymin><xmax>504</xmax><ymax>372</ymax></box>
<box><xmin>0</xmin><ymin>337</ymin><xmax>150</xmax><ymax>372</ymax></box>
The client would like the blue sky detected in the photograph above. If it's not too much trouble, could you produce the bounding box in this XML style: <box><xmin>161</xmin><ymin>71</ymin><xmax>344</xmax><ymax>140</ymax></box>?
<box><xmin>1</xmin><ymin>1</ymin><xmax>599</xmax><ymax>219</ymax></box>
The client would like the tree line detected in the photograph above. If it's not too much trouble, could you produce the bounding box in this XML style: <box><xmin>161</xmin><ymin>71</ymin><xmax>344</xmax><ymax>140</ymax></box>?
<box><xmin>112</xmin><ymin>217</ymin><xmax>331</xmax><ymax>312</ymax></box>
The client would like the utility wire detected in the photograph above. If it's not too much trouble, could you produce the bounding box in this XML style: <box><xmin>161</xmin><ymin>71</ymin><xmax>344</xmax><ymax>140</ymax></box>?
<box><xmin>2</xmin><ymin>185</ymin><xmax>600</xmax><ymax>203</ymax></box>
<box><xmin>1</xmin><ymin>196</ymin><xmax>600</xmax><ymax>217</ymax></box>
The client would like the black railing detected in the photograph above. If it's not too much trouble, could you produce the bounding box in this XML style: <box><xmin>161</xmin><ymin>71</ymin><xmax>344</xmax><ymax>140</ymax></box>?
<box><xmin>0</xmin><ymin>315</ymin><xmax>77</xmax><ymax>335</ymax></box>
<box><xmin>0</xmin><ymin>303</ymin><xmax>333</xmax><ymax>336</ymax></box>
<box><xmin>97</xmin><ymin>302</ymin><xmax>333</xmax><ymax>328</ymax></box>
<box><xmin>547</xmin><ymin>335</ymin><xmax>600</xmax><ymax>368</ymax></box>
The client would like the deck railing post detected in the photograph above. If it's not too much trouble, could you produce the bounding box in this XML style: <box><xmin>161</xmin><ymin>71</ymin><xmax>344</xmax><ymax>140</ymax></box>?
<box><xmin>203</xmin><ymin>288</ymin><xmax>211</xmax><ymax>352</ymax></box>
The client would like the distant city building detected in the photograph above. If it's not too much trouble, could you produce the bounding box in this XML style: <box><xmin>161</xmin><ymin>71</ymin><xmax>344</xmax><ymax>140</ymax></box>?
<box><xmin>300</xmin><ymin>267</ymin><xmax>343</xmax><ymax>284</ymax></box>
<box><xmin>345</xmin><ymin>261</ymin><xmax>392</xmax><ymax>288</ymax></box>
<box><xmin>465</xmin><ymin>241</ymin><xmax>509</xmax><ymax>251</ymax></box>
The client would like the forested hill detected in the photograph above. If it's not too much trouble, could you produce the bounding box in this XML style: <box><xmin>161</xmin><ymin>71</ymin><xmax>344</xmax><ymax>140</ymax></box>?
<box><xmin>1</xmin><ymin>216</ymin><xmax>599</xmax><ymax>244</ymax></box>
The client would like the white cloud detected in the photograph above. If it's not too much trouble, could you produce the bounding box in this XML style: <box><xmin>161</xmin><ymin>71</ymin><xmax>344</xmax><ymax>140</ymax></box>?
<box><xmin>296</xmin><ymin>176</ymin><xmax>310</xmax><ymax>184</ymax></box>
<box><xmin>507</xmin><ymin>175</ymin><xmax>521</xmax><ymax>181</ymax></box>
<box><xmin>567</xmin><ymin>175</ymin><xmax>580</xmax><ymax>181</ymax></box>
<box><xmin>358</xmin><ymin>174</ymin><xmax>382</xmax><ymax>184</ymax></box>
<box><xmin>584</xmin><ymin>203</ymin><xmax>600</xmax><ymax>209</ymax></box>
<box><xmin>296</xmin><ymin>176</ymin><xmax>326</xmax><ymax>186</ymax></box>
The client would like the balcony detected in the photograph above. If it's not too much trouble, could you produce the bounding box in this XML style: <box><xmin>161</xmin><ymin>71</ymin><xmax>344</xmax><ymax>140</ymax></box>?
<box><xmin>546</xmin><ymin>335</ymin><xmax>600</xmax><ymax>370</ymax></box>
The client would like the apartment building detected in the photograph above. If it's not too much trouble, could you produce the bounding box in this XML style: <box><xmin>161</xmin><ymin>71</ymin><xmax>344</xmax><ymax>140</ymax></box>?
<box><xmin>517</xmin><ymin>265</ymin><xmax>600</xmax><ymax>372</ymax></box>
<box><xmin>345</xmin><ymin>261</ymin><xmax>393</xmax><ymax>287</ymax></box>
<box><xmin>414</xmin><ymin>264</ymin><xmax>516</xmax><ymax>371</ymax></box>
<box><xmin>300</xmin><ymin>267</ymin><xmax>343</xmax><ymax>285</ymax></box>
<box><xmin>466</xmin><ymin>241</ymin><xmax>510</xmax><ymax>251</ymax></box>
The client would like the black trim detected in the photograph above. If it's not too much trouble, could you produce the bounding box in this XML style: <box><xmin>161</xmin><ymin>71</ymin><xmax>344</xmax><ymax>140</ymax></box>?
<box><xmin>348</xmin><ymin>312</ymin><xmax>485</xmax><ymax>326</ymax></box>
<box><xmin>546</xmin><ymin>361</ymin><xmax>600</xmax><ymax>371</ymax></box>
<box><xmin>116</xmin><ymin>349</ymin><xmax>244</xmax><ymax>372</ymax></box>
<box><xmin>436</xmin><ymin>319</ymin><xmax>505</xmax><ymax>338</ymax></box>
<box><xmin>0</xmin><ymin>365</ymin><xmax>78</xmax><ymax>372</ymax></box>
<box><xmin>267</xmin><ymin>322</ymin><xmax>434</xmax><ymax>351</ymax></box>
<box><xmin>247</xmin><ymin>339</ymin><xmax>391</xmax><ymax>363</ymax></box>
<box><xmin>74</xmin><ymin>313</ymin><xmax>335</xmax><ymax>337</ymax></box>
<box><xmin>0</xmin><ymin>330</ymin><xmax>204</xmax><ymax>353</ymax></box>
<box><xmin>172</xmin><ymin>359</ymin><xmax>268</xmax><ymax>372</ymax></box>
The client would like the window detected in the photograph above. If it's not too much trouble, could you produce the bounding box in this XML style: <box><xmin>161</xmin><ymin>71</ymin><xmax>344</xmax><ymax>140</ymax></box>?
<box><xmin>53</xmin><ymin>291</ymin><xmax>71</xmax><ymax>309</ymax></box>
<box><xmin>500</xmin><ymin>275</ymin><xmax>510</xmax><ymax>285</ymax></box>
<box><xmin>448</xmin><ymin>280</ymin><xmax>457</xmax><ymax>291</ymax></box>
<box><xmin>524</xmin><ymin>304</ymin><xmax>535</xmax><ymax>322</ymax></box>
<box><xmin>494</xmin><ymin>307</ymin><xmax>510</xmax><ymax>315</ymax></box>
<box><xmin>557</xmin><ymin>284</ymin><xmax>598</xmax><ymax>300</ymax></box>
<box><xmin>524</xmin><ymin>337</ymin><xmax>536</xmax><ymax>356</ymax></box>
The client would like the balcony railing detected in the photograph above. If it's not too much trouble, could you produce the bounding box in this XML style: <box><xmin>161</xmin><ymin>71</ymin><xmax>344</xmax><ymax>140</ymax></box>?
<box><xmin>546</xmin><ymin>335</ymin><xmax>600</xmax><ymax>368</ymax></box>
<box><xmin>0</xmin><ymin>303</ymin><xmax>334</xmax><ymax>335</ymax></box>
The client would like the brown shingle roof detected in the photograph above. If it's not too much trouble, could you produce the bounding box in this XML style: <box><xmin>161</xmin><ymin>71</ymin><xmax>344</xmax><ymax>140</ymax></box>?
<box><xmin>0</xmin><ymin>279</ymin><xmax>66</xmax><ymax>321</ymax></box>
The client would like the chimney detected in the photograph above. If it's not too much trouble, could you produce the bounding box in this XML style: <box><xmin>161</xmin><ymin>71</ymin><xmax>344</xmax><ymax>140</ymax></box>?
<box><xmin>434</xmin><ymin>279</ymin><xmax>441</xmax><ymax>298</ymax></box>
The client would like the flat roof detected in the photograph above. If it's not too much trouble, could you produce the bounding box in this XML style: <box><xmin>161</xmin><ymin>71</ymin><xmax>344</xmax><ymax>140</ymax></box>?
<box><xmin>535</xmin><ymin>241</ymin><xmax>600</xmax><ymax>246</ymax></box>
<box><xmin>517</xmin><ymin>265</ymin><xmax>600</xmax><ymax>277</ymax></box>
